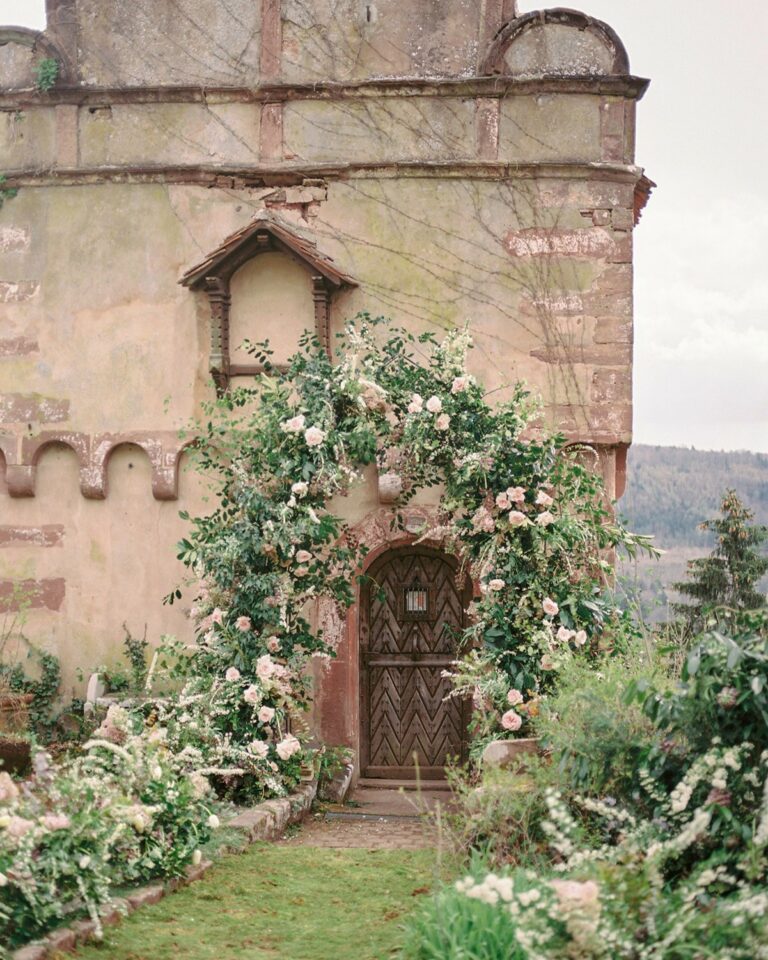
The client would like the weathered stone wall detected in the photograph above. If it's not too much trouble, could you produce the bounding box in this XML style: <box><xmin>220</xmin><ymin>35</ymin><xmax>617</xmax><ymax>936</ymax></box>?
<box><xmin>0</xmin><ymin>1</ymin><xmax>649</xmax><ymax>699</ymax></box>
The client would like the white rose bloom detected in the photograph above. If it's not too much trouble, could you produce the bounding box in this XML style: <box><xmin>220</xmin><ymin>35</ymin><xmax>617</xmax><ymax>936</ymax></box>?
<box><xmin>207</xmin><ymin>814</ymin><xmax>220</xmax><ymax>829</ymax></box>
<box><xmin>425</xmin><ymin>395</ymin><xmax>442</xmax><ymax>413</ymax></box>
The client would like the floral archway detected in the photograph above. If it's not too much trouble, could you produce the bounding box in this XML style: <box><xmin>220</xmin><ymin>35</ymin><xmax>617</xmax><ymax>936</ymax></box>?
<box><xmin>170</xmin><ymin>315</ymin><xmax>652</xmax><ymax>794</ymax></box>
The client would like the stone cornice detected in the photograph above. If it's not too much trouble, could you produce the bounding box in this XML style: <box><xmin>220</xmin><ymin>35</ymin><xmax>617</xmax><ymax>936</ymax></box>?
<box><xmin>0</xmin><ymin>73</ymin><xmax>649</xmax><ymax>110</ymax></box>
<box><xmin>1</xmin><ymin>160</ymin><xmax>648</xmax><ymax>190</ymax></box>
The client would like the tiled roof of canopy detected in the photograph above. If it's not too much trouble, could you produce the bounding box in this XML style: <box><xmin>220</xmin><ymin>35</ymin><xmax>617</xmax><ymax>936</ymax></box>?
<box><xmin>179</xmin><ymin>214</ymin><xmax>358</xmax><ymax>289</ymax></box>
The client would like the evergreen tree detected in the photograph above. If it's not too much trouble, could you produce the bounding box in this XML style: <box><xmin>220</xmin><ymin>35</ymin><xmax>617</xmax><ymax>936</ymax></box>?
<box><xmin>672</xmin><ymin>489</ymin><xmax>768</xmax><ymax>631</ymax></box>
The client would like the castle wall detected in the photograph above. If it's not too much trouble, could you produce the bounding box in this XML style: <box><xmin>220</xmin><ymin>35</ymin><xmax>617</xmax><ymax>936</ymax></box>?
<box><xmin>0</xmin><ymin>1</ymin><xmax>648</xmax><ymax>697</ymax></box>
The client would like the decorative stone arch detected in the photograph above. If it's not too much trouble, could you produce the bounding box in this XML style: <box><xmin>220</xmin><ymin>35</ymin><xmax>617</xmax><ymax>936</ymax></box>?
<box><xmin>180</xmin><ymin>213</ymin><xmax>357</xmax><ymax>393</ymax></box>
<box><xmin>482</xmin><ymin>8</ymin><xmax>630</xmax><ymax>78</ymax></box>
<box><xmin>22</xmin><ymin>434</ymin><xmax>89</xmax><ymax>498</ymax></box>
<box><xmin>14</xmin><ymin>431</ymin><xmax>188</xmax><ymax>500</ymax></box>
<box><xmin>0</xmin><ymin>26</ymin><xmax>73</xmax><ymax>88</ymax></box>
<box><xmin>95</xmin><ymin>435</ymin><xmax>189</xmax><ymax>502</ymax></box>
<box><xmin>314</xmin><ymin>505</ymin><xmax>477</xmax><ymax>778</ymax></box>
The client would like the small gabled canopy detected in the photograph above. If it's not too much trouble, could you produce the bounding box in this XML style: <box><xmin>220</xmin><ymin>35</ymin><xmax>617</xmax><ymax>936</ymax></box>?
<box><xmin>179</xmin><ymin>213</ymin><xmax>357</xmax><ymax>290</ymax></box>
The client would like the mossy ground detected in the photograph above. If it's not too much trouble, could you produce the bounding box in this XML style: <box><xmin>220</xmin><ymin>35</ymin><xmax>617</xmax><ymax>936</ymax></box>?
<box><xmin>75</xmin><ymin>842</ymin><xmax>443</xmax><ymax>960</ymax></box>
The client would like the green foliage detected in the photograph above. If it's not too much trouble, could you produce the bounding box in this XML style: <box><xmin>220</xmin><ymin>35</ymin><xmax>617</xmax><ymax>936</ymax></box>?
<box><xmin>33</xmin><ymin>58</ymin><xmax>59</xmax><ymax>92</ymax></box>
<box><xmin>619</xmin><ymin>447</ymin><xmax>768</xmax><ymax>620</ymax></box>
<box><xmin>407</xmin><ymin>610</ymin><xmax>768</xmax><ymax>958</ymax></box>
<box><xmin>0</xmin><ymin>644</ymin><xmax>61</xmax><ymax>739</ymax></box>
<box><xmin>0</xmin><ymin>175</ymin><xmax>17</xmax><ymax>210</ymax></box>
<box><xmin>621</xmin><ymin>446</ymin><xmax>768</xmax><ymax>550</ymax></box>
<box><xmin>671</xmin><ymin>490</ymin><xmax>768</xmax><ymax>631</ymax></box>
<box><xmin>316</xmin><ymin>743</ymin><xmax>353</xmax><ymax>783</ymax></box>
<box><xmin>625</xmin><ymin>609</ymin><xmax>768</xmax><ymax>827</ymax></box>
<box><xmin>173</xmin><ymin>315</ymin><xmax>654</xmax><ymax>760</ymax></box>
<box><xmin>534</xmin><ymin>640</ymin><xmax>660</xmax><ymax>799</ymax></box>
<box><xmin>0</xmin><ymin>736</ymin><xmax>214</xmax><ymax>947</ymax></box>
<box><xmin>402</xmin><ymin>866</ymin><xmax>528</xmax><ymax>960</ymax></box>
<box><xmin>442</xmin><ymin>762</ymin><xmax>556</xmax><ymax>870</ymax></box>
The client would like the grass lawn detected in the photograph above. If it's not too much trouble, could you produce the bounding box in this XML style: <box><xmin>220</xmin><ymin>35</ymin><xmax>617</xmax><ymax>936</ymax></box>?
<box><xmin>74</xmin><ymin>842</ymin><xmax>443</xmax><ymax>960</ymax></box>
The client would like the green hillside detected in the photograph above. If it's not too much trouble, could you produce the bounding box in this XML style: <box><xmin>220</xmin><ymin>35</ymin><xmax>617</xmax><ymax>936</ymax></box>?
<box><xmin>616</xmin><ymin>444</ymin><xmax>768</xmax><ymax>619</ymax></box>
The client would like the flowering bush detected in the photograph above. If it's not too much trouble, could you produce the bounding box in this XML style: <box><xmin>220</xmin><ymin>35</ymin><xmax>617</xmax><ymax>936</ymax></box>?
<box><xmin>405</xmin><ymin>612</ymin><xmax>768</xmax><ymax>957</ymax></box>
<box><xmin>173</xmin><ymin>316</ymin><xmax>653</xmax><ymax>759</ymax></box>
<box><xmin>0</xmin><ymin>719</ymin><xmax>215</xmax><ymax>947</ymax></box>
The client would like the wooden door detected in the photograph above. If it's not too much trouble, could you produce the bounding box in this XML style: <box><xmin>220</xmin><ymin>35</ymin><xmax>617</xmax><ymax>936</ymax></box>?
<box><xmin>360</xmin><ymin>547</ymin><xmax>469</xmax><ymax>779</ymax></box>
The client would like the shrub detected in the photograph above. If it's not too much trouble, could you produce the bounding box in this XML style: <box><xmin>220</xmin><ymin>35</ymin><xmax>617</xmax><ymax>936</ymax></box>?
<box><xmin>0</xmin><ymin>717</ymin><xmax>215</xmax><ymax>947</ymax></box>
<box><xmin>442</xmin><ymin>762</ymin><xmax>556</xmax><ymax>871</ymax></box>
<box><xmin>534</xmin><ymin>640</ymin><xmax>660</xmax><ymax>801</ymax></box>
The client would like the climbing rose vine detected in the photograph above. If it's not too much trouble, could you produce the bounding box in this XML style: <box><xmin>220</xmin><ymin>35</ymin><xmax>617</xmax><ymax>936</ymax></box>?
<box><xmin>174</xmin><ymin>315</ymin><xmax>653</xmax><ymax>766</ymax></box>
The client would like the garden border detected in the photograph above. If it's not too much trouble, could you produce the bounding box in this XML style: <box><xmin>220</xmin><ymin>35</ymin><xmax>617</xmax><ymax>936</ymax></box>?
<box><xmin>12</xmin><ymin>781</ymin><xmax>317</xmax><ymax>960</ymax></box>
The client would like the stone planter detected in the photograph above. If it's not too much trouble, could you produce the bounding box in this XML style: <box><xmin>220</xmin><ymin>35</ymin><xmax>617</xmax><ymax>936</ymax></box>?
<box><xmin>481</xmin><ymin>737</ymin><xmax>541</xmax><ymax>770</ymax></box>
<box><xmin>317</xmin><ymin>760</ymin><xmax>354</xmax><ymax>804</ymax></box>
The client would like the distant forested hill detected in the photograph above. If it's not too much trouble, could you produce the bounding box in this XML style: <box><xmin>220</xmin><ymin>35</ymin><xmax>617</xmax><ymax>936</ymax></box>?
<box><xmin>616</xmin><ymin>445</ymin><xmax>768</xmax><ymax>619</ymax></box>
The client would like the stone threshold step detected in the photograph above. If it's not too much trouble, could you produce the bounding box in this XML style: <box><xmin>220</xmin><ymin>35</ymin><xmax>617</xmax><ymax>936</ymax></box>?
<box><xmin>356</xmin><ymin>778</ymin><xmax>452</xmax><ymax>792</ymax></box>
<box><xmin>325</xmin><ymin>811</ymin><xmax>425</xmax><ymax>822</ymax></box>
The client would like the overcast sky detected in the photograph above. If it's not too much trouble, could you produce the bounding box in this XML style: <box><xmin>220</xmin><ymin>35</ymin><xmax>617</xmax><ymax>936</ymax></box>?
<box><xmin>2</xmin><ymin>0</ymin><xmax>767</xmax><ymax>454</ymax></box>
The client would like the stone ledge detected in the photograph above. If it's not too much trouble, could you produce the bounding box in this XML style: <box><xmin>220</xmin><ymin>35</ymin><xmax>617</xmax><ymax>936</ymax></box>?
<box><xmin>12</xmin><ymin>781</ymin><xmax>317</xmax><ymax>959</ymax></box>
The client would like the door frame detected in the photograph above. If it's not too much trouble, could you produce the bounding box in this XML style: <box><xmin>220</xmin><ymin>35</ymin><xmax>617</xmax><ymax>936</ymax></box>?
<box><xmin>359</xmin><ymin>544</ymin><xmax>472</xmax><ymax>780</ymax></box>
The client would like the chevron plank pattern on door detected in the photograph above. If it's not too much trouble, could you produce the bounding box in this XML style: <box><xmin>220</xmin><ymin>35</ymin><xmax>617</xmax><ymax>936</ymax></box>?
<box><xmin>362</xmin><ymin>548</ymin><xmax>468</xmax><ymax>779</ymax></box>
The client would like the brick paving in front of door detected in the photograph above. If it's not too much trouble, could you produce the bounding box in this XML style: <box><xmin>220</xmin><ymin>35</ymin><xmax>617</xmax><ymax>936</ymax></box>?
<box><xmin>279</xmin><ymin>785</ymin><xmax>455</xmax><ymax>851</ymax></box>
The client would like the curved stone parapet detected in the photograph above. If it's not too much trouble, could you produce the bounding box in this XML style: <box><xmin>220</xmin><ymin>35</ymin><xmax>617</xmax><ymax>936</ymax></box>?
<box><xmin>483</xmin><ymin>8</ymin><xmax>630</xmax><ymax>79</ymax></box>
<box><xmin>2</xmin><ymin>431</ymin><xmax>189</xmax><ymax>501</ymax></box>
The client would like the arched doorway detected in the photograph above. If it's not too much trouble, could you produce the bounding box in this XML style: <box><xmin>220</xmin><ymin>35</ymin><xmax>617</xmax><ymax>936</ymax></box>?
<box><xmin>359</xmin><ymin>546</ymin><xmax>471</xmax><ymax>780</ymax></box>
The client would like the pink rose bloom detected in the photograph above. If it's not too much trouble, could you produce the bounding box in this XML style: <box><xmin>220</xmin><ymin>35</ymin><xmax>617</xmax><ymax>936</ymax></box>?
<box><xmin>408</xmin><ymin>393</ymin><xmax>424</xmax><ymax>414</ymax></box>
<box><xmin>282</xmin><ymin>414</ymin><xmax>306</xmax><ymax>433</ymax></box>
<box><xmin>235</xmin><ymin>616</ymin><xmax>251</xmax><ymax>632</ymax></box>
<box><xmin>250</xmin><ymin>740</ymin><xmax>269</xmax><ymax>759</ymax></box>
<box><xmin>243</xmin><ymin>685</ymin><xmax>260</xmax><ymax>705</ymax></box>
<box><xmin>276</xmin><ymin>734</ymin><xmax>301</xmax><ymax>761</ymax></box>
<box><xmin>507</xmin><ymin>689</ymin><xmax>524</xmax><ymax>706</ymax></box>
<box><xmin>508</xmin><ymin>486</ymin><xmax>526</xmax><ymax>504</ymax></box>
<box><xmin>425</xmin><ymin>395</ymin><xmax>442</xmax><ymax>413</ymax></box>
<box><xmin>501</xmin><ymin>710</ymin><xmax>523</xmax><ymax>731</ymax></box>
<box><xmin>258</xmin><ymin>705</ymin><xmax>275</xmax><ymax>723</ymax></box>
<box><xmin>7</xmin><ymin>816</ymin><xmax>34</xmax><ymax>838</ymax></box>
<box><xmin>542</xmin><ymin>597</ymin><xmax>559</xmax><ymax>616</ymax></box>
<box><xmin>536</xmin><ymin>490</ymin><xmax>554</xmax><ymax>507</ymax></box>
<box><xmin>256</xmin><ymin>654</ymin><xmax>276</xmax><ymax>681</ymax></box>
<box><xmin>435</xmin><ymin>413</ymin><xmax>451</xmax><ymax>431</ymax></box>
<box><xmin>508</xmin><ymin>511</ymin><xmax>527</xmax><ymax>527</ymax></box>
<box><xmin>304</xmin><ymin>426</ymin><xmax>326</xmax><ymax>447</ymax></box>
<box><xmin>295</xmin><ymin>566</ymin><xmax>309</xmax><ymax>577</ymax></box>
<box><xmin>574</xmin><ymin>630</ymin><xmax>588</xmax><ymax>647</ymax></box>
<box><xmin>42</xmin><ymin>813</ymin><xmax>71</xmax><ymax>831</ymax></box>
<box><xmin>536</xmin><ymin>511</ymin><xmax>555</xmax><ymax>527</ymax></box>
<box><xmin>451</xmin><ymin>376</ymin><xmax>470</xmax><ymax>394</ymax></box>
<box><xmin>267</xmin><ymin>637</ymin><xmax>281</xmax><ymax>653</ymax></box>
<box><xmin>211</xmin><ymin>608</ymin><xmax>224</xmax><ymax>625</ymax></box>
<box><xmin>225</xmin><ymin>666</ymin><xmax>241</xmax><ymax>682</ymax></box>
<box><xmin>472</xmin><ymin>506</ymin><xmax>496</xmax><ymax>533</ymax></box>
<box><xmin>296</xmin><ymin>549</ymin><xmax>313</xmax><ymax>564</ymax></box>
<box><xmin>540</xmin><ymin>654</ymin><xmax>556</xmax><ymax>670</ymax></box>
<box><xmin>488</xmin><ymin>579</ymin><xmax>505</xmax><ymax>592</ymax></box>
<box><xmin>495</xmin><ymin>492</ymin><xmax>512</xmax><ymax>511</ymax></box>
<box><xmin>291</xmin><ymin>481</ymin><xmax>308</xmax><ymax>497</ymax></box>
<box><xmin>556</xmin><ymin>626</ymin><xmax>574</xmax><ymax>643</ymax></box>
<box><xmin>269</xmin><ymin>761</ymin><xmax>279</xmax><ymax>772</ymax></box>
